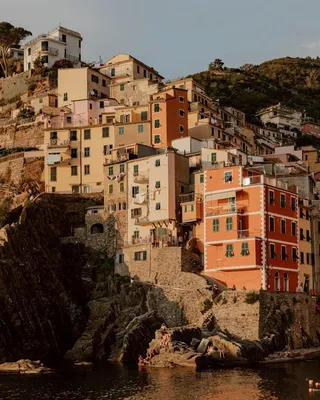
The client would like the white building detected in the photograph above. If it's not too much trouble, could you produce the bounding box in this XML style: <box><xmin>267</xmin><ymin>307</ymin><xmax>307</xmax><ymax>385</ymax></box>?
<box><xmin>24</xmin><ymin>26</ymin><xmax>82</xmax><ymax>71</ymax></box>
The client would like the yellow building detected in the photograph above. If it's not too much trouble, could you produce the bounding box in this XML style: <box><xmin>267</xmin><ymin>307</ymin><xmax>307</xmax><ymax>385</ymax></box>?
<box><xmin>299</xmin><ymin>198</ymin><xmax>313</xmax><ymax>291</ymax></box>
<box><xmin>57</xmin><ymin>67</ymin><xmax>111</xmax><ymax>107</ymax></box>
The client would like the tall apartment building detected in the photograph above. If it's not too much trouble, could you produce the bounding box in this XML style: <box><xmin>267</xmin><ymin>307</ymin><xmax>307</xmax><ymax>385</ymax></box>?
<box><xmin>150</xmin><ymin>88</ymin><xmax>188</xmax><ymax>147</ymax></box>
<box><xmin>24</xmin><ymin>26</ymin><xmax>82</xmax><ymax>70</ymax></box>
<box><xmin>299</xmin><ymin>198</ymin><xmax>313</xmax><ymax>291</ymax></box>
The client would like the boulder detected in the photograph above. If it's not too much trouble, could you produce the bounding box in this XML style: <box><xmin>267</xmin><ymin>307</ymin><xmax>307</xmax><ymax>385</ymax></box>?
<box><xmin>0</xmin><ymin>359</ymin><xmax>52</xmax><ymax>374</ymax></box>
<box><xmin>197</xmin><ymin>338</ymin><xmax>210</xmax><ymax>354</ymax></box>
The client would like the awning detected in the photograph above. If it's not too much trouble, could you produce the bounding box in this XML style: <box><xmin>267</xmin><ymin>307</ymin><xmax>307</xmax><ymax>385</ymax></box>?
<box><xmin>206</xmin><ymin>190</ymin><xmax>237</xmax><ymax>201</ymax></box>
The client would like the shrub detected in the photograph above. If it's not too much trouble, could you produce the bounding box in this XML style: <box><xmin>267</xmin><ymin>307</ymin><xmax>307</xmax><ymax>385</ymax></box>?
<box><xmin>245</xmin><ymin>291</ymin><xmax>260</xmax><ymax>304</ymax></box>
<box><xmin>27</xmin><ymin>83</ymin><xmax>36</xmax><ymax>92</ymax></box>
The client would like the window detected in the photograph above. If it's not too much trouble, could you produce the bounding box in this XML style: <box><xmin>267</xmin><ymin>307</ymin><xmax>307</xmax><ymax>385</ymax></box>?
<box><xmin>102</xmin><ymin>79</ymin><xmax>106</xmax><ymax>87</ymax></box>
<box><xmin>133</xmin><ymin>165</ymin><xmax>139</xmax><ymax>174</ymax></box>
<box><xmin>281</xmin><ymin>220</ymin><xmax>286</xmax><ymax>234</ymax></box>
<box><xmin>154</xmin><ymin>103</ymin><xmax>160</xmax><ymax>113</ymax></box>
<box><xmin>300</xmin><ymin>228</ymin><xmax>305</xmax><ymax>240</ymax></box>
<box><xmin>89</xmin><ymin>103</ymin><xmax>93</xmax><ymax>110</ymax></box>
<box><xmin>131</xmin><ymin>208</ymin><xmax>141</xmax><ymax>218</ymax></box>
<box><xmin>274</xmin><ymin>272</ymin><xmax>280</xmax><ymax>291</ymax></box>
<box><xmin>307</xmin><ymin>230</ymin><xmax>311</xmax><ymax>241</ymax></box>
<box><xmin>300</xmin><ymin>252</ymin><xmax>305</xmax><ymax>264</ymax></box>
<box><xmin>119</xmin><ymin>164</ymin><xmax>125</xmax><ymax>173</ymax></box>
<box><xmin>50</xmin><ymin>131</ymin><xmax>57</xmax><ymax>140</ymax></box>
<box><xmin>84</xmin><ymin>165</ymin><xmax>90</xmax><ymax>175</ymax></box>
<box><xmin>28</xmin><ymin>47</ymin><xmax>31</xmax><ymax>56</ymax></box>
<box><xmin>70</xmin><ymin>130</ymin><xmax>77</xmax><ymax>141</ymax></box>
<box><xmin>108</xmin><ymin>184</ymin><xmax>113</xmax><ymax>194</ymax></box>
<box><xmin>132</xmin><ymin>186</ymin><xmax>139</xmax><ymax>197</ymax></box>
<box><xmin>155</xmin><ymin>203</ymin><xmax>161</xmax><ymax>210</ymax></box>
<box><xmin>281</xmin><ymin>245</ymin><xmax>287</xmax><ymax>261</ymax></box>
<box><xmin>291</xmin><ymin>197</ymin><xmax>296</xmax><ymax>211</ymax></box>
<box><xmin>269</xmin><ymin>217</ymin><xmax>275</xmax><ymax>232</ymax></box>
<box><xmin>226</xmin><ymin>217</ymin><xmax>233</xmax><ymax>231</ymax></box>
<box><xmin>61</xmin><ymin>34</ymin><xmax>67</xmax><ymax>43</ymax></box>
<box><xmin>306</xmin><ymin>210</ymin><xmax>310</xmax><ymax>220</ymax></box>
<box><xmin>269</xmin><ymin>190</ymin><xmax>275</xmax><ymax>205</ymax></box>
<box><xmin>154</xmin><ymin>119</ymin><xmax>160</xmax><ymax>128</ymax></box>
<box><xmin>84</xmin><ymin>147</ymin><xmax>90</xmax><ymax>157</ymax></box>
<box><xmin>280</xmin><ymin>193</ymin><xmax>286</xmax><ymax>208</ymax></box>
<box><xmin>200</xmin><ymin>174</ymin><xmax>204</xmax><ymax>183</ymax></box>
<box><xmin>180</xmin><ymin>186</ymin><xmax>184</xmax><ymax>194</ymax></box>
<box><xmin>292</xmin><ymin>248</ymin><xmax>298</xmax><ymax>262</ymax></box>
<box><xmin>179</xmin><ymin>125</ymin><xmax>184</xmax><ymax>133</ymax></box>
<box><xmin>119</xmin><ymin>127</ymin><xmax>124</xmax><ymax>135</ymax></box>
<box><xmin>71</xmin><ymin>166</ymin><xmax>78</xmax><ymax>176</ymax></box>
<box><xmin>179</xmin><ymin>96</ymin><xmax>184</xmax><ymax>103</ymax></box>
<box><xmin>120</xmin><ymin>182</ymin><xmax>124</xmax><ymax>192</ymax></box>
<box><xmin>212</xmin><ymin>219</ymin><xmax>219</xmax><ymax>232</ymax></box>
<box><xmin>134</xmin><ymin>251</ymin><xmax>147</xmax><ymax>261</ymax></box>
<box><xmin>100</xmin><ymin>101</ymin><xmax>104</xmax><ymax>109</ymax></box>
<box><xmin>120</xmin><ymin>84</ymin><xmax>125</xmax><ymax>91</ymax></box>
<box><xmin>211</xmin><ymin>153</ymin><xmax>217</xmax><ymax>163</ymax></box>
<box><xmin>67</xmin><ymin>116</ymin><xmax>72</xmax><ymax>123</ymax></box>
<box><xmin>137</xmin><ymin>65</ymin><xmax>140</xmax><ymax>73</ymax></box>
<box><xmin>111</xmin><ymin>68</ymin><xmax>115</xmax><ymax>77</ymax></box>
<box><xmin>226</xmin><ymin>244</ymin><xmax>234</xmax><ymax>257</ymax></box>
<box><xmin>218</xmin><ymin>130</ymin><xmax>221</xmax><ymax>139</ymax></box>
<box><xmin>63</xmin><ymin>93</ymin><xmax>68</xmax><ymax>102</ymax></box>
<box><xmin>150</xmin><ymin>73</ymin><xmax>153</xmax><ymax>80</ymax></box>
<box><xmin>41</xmin><ymin>55</ymin><xmax>48</xmax><ymax>64</ymax></box>
<box><xmin>91</xmin><ymin>74</ymin><xmax>99</xmax><ymax>84</ymax></box>
<box><xmin>155</xmin><ymin>181</ymin><xmax>161</xmax><ymax>189</ymax></box>
<box><xmin>270</xmin><ymin>244</ymin><xmax>276</xmax><ymax>259</ymax></box>
<box><xmin>102</xmin><ymin>127</ymin><xmax>109</xmax><ymax>138</ymax></box>
<box><xmin>154</xmin><ymin>135</ymin><xmax>161</xmax><ymax>144</ymax></box>
<box><xmin>155</xmin><ymin>159</ymin><xmax>160</xmax><ymax>167</ymax></box>
<box><xmin>292</xmin><ymin>222</ymin><xmax>297</xmax><ymax>236</ymax></box>
<box><xmin>84</xmin><ymin>129</ymin><xmax>91</xmax><ymax>140</ymax></box>
<box><xmin>141</xmin><ymin>111</ymin><xmax>148</xmax><ymax>121</ymax></box>
<box><xmin>71</xmin><ymin>148</ymin><xmax>78</xmax><ymax>158</ymax></box>
<box><xmin>138</xmin><ymin>124</ymin><xmax>144</xmax><ymax>133</ymax></box>
<box><xmin>108</xmin><ymin>166</ymin><xmax>114</xmax><ymax>176</ymax></box>
<box><xmin>241</xmin><ymin>242</ymin><xmax>249</xmax><ymax>256</ymax></box>
<box><xmin>133</xmin><ymin>230</ymin><xmax>140</xmax><ymax>239</ymax></box>
<box><xmin>52</xmin><ymin>187</ymin><xmax>56</xmax><ymax>193</ymax></box>
<box><xmin>179</xmin><ymin>109</ymin><xmax>185</xmax><ymax>117</ymax></box>
<box><xmin>307</xmin><ymin>253</ymin><xmax>310</xmax><ymax>265</ymax></box>
<box><xmin>224</xmin><ymin>171</ymin><xmax>232</xmax><ymax>183</ymax></box>
<box><xmin>103</xmin><ymin>144</ymin><xmax>113</xmax><ymax>155</ymax></box>
<box><xmin>119</xmin><ymin>254</ymin><xmax>124</xmax><ymax>264</ymax></box>
<box><xmin>190</xmin><ymin>204</ymin><xmax>194</xmax><ymax>212</ymax></box>
<box><xmin>143</xmin><ymin>69</ymin><xmax>147</xmax><ymax>78</ymax></box>
<box><xmin>28</xmin><ymin>62</ymin><xmax>31</xmax><ymax>70</ymax></box>
<box><xmin>50</xmin><ymin>167</ymin><xmax>57</xmax><ymax>182</ymax></box>
<box><xmin>284</xmin><ymin>273</ymin><xmax>289</xmax><ymax>292</ymax></box>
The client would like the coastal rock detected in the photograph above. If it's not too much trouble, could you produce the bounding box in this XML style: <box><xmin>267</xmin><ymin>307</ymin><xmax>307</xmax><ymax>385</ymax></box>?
<box><xmin>0</xmin><ymin>359</ymin><xmax>52</xmax><ymax>374</ymax></box>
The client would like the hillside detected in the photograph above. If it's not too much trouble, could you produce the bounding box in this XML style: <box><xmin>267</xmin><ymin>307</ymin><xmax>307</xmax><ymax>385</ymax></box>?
<box><xmin>191</xmin><ymin>57</ymin><xmax>320</xmax><ymax>121</ymax></box>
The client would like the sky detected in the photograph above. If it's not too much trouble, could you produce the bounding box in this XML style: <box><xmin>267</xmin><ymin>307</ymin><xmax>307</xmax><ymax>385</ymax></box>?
<box><xmin>2</xmin><ymin>0</ymin><xmax>320</xmax><ymax>79</ymax></box>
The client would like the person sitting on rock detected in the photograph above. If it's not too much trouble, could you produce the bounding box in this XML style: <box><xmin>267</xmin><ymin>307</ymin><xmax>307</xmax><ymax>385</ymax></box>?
<box><xmin>138</xmin><ymin>355</ymin><xmax>145</xmax><ymax>365</ymax></box>
<box><xmin>283</xmin><ymin>344</ymin><xmax>292</xmax><ymax>357</ymax></box>
<box><xmin>218</xmin><ymin>344</ymin><xmax>225</xmax><ymax>359</ymax></box>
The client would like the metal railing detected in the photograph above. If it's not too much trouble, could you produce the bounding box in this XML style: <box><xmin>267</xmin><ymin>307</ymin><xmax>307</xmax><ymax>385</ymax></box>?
<box><xmin>180</xmin><ymin>192</ymin><xmax>203</xmax><ymax>203</ymax></box>
<box><xmin>206</xmin><ymin>204</ymin><xmax>246</xmax><ymax>216</ymax></box>
<box><xmin>237</xmin><ymin>229</ymin><xmax>262</xmax><ymax>238</ymax></box>
<box><xmin>65</xmin><ymin>53</ymin><xmax>79</xmax><ymax>64</ymax></box>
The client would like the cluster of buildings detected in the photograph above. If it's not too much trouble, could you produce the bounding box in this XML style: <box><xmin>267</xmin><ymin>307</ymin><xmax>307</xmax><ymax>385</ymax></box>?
<box><xmin>13</xmin><ymin>26</ymin><xmax>320</xmax><ymax>294</ymax></box>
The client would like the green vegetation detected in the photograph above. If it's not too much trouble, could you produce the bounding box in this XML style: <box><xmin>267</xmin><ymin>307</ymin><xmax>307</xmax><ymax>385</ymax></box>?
<box><xmin>245</xmin><ymin>291</ymin><xmax>260</xmax><ymax>304</ymax></box>
<box><xmin>191</xmin><ymin>57</ymin><xmax>320</xmax><ymax>121</ymax></box>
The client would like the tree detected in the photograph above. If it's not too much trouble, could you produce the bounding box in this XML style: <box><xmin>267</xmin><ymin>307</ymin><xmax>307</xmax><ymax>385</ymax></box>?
<box><xmin>52</xmin><ymin>59</ymin><xmax>74</xmax><ymax>70</ymax></box>
<box><xmin>209</xmin><ymin>59</ymin><xmax>224</xmax><ymax>71</ymax></box>
<box><xmin>0</xmin><ymin>22</ymin><xmax>31</xmax><ymax>77</ymax></box>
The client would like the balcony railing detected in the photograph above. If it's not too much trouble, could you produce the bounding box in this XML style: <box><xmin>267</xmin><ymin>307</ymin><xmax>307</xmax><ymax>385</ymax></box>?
<box><xmin>105</xmin><ymin>152</ymin><xmax>138</xmax><ymax>165</ymax></box>
<box><xmin>39</xmin><ymin>46</ymin><xmax>59</xmax><ymax>56</ymax></box>
<box><xmin>180</xmin><ymin>192</ymin><xmax>203</xmax><ymax>203</ymax></box>
<box><xmin>135</xmin><ymin>216</ymin><xmax>150</xmax><ymax>225</ymax></box>
<box><xmin>134</xmin><ymin>174</ymin><xmax>149</xmax><ymax>184</ymax></box>
<box><xmin>65</xmin><ymin>53</ymin><xmax>79</xmax><ymax>64</ymax></box>
<box><xmin>48</xmin><ymin>139</ymin><xmax>70</xmax><ymax>147</ymax></box>
<box><xmin>237</xmin><ymin>229</ymin><xmax>262</xmax><ymax>238</ymax></box>
<box><xmin>206</xmin><ymin>203</ymin><xmax>246</xmax><ymax>216</ymax></box>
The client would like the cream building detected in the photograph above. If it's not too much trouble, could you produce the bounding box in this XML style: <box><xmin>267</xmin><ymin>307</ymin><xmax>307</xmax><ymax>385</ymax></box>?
<box><xmin>125</xmin><ymin>149</ymin><xmax>189</xmax><ymax>245</ymax></box>
<box><xmin>57</xmin><ymin>67</ymin><xmax>111</xmax><ymax>107</ymax></box>
<box><xmin>24</xmin><ymin>26</ymin><xmax>82</xmax><ymax>70</ymax></box>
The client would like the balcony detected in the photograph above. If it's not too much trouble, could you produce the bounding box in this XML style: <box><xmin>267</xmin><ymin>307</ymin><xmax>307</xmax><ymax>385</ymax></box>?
<box><xmin>48</xmin><ymin>139</ymin><xmax>70</xmax><ymax>148</ymax></box>
<box><xmin>105</xmin><ymin>152</ymin><xmax>138</xmax><ymax>165</ymax></box>
<box><xmin>135</xmin><ymin>216</ymin><xmax>150</xmax><ymax>225</ymax></box>
<box><xmin>39</xmin><ymin>46</ymin><xmax>59</xmax><ymax>56</ymax></box>
<box><xmin>65</xmin><ymin>53</ymin><xmax>79</xmax><ymax>64</ymax></box>
<box><xmin>237</xmin><ymin>229</ymin><xmax>262</xmax><ymax>239</ymax></box>
<box><xmin>206</xmin><ymin>203</ymin><xmax>246</xmax><ymax>216</ymax></box>
<box><xmin>134</xmin><ymin>174</ymin><xmax>149</xmax><ymax>184</ymax></box>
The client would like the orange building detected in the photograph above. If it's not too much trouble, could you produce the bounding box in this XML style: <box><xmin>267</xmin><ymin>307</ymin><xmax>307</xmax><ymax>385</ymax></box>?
<box><xmin>199</xmin><ymin>166</ymin><xmax>299</xmax><ymax>291</ymax></box>
<box><xmin>150</xmin><ymin>88</ymin><xmax>188</xmax><ymax>147</ymax></box>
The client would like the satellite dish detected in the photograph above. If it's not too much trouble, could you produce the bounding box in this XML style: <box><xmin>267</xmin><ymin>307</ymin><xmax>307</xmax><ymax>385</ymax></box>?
<box><xmin>90</xmin><ymin>90</ymin><xmax>95</xmax><ymax>95</ymax></box>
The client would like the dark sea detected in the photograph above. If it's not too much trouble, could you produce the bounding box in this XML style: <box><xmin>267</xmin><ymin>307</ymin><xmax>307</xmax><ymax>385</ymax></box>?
<box><xmin>0</xmin><ymin>360</ymin><xmax>319</xmax><ymax>400</ymax></box>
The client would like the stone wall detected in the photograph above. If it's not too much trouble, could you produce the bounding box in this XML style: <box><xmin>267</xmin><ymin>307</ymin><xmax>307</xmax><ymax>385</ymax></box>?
<box><xmin>0</xmin><ymin>153</ymin><xmax>44</xmax><ymax>186</ymax></box>
<box><xmin>0</xmin><ymin>121</ymin><xmax>45</xmax><ymax>149</ymax></box>
<box><xmin>0</xmin><ymin>154</ymin><xmax>24</xmax><ymax>184</ymax></box>
<box><xmin>0</xmin><ymin>71</ymin><xmax>31</xmax><ymax>102</ymax></box>
<box><xmin>212</xmin><ymin>290</ymin><xmax>320</xmax><ymax>349</ymax></box>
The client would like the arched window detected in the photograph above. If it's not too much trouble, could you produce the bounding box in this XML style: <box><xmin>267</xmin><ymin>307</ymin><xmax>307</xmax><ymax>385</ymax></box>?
<box><xmin>284</xmin><ymin>273</ymin><xmax>289</xmax><ymax>292</ymax></box>
<box><xmin>274</xmin><ymin>272</ymin><xmax>280</xmax><ymax>291</ymax></box>
<box><xmin>90</xmin><ymin>224</ymin><xmax>104</xmax><ymax>234</ymax></box>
